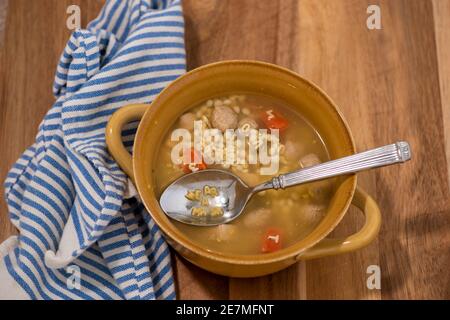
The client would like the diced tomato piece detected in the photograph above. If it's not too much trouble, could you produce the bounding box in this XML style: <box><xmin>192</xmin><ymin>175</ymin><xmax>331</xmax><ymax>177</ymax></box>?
<box><xmin>261</xmin><ymin>109</ymin><xmax>289</xmax><ymax>131</ymax></box>
<box><xmin>261</xmin><ymin>227</ymin><xmax>282</xmax><ymax>253</ymax></box>
<box><xmin>181</xmin><ymin>148</ymin><xmax>207</xmax><ymax>173</ymax></box>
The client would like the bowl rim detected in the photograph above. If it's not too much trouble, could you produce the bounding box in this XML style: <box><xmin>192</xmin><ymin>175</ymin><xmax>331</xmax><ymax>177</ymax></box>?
<box><xmin>133</xmin><ymin>60</ymin><xmax>357</xmax><ymax>265</ymax></box>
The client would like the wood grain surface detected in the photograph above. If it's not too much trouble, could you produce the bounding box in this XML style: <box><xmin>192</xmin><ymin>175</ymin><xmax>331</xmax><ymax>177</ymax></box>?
<box><xmin>0</xmin><ymin>0</ymin><xmax>449</xmax><ymax>299</ymax></box>
<box><xmin>434</xmin><ymin>0</ymin><xmax>450</xmax><ymax>189</ymax></box>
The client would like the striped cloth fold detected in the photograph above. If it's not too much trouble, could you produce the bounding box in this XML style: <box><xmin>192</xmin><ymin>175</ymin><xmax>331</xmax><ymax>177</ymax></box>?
<box><xmin>0</xmin><ymin>0</ymin><xmax>186</xmax><ymax>300</ymax></box>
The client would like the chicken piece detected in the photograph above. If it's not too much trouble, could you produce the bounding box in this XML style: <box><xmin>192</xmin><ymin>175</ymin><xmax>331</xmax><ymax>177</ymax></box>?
<box><xmin>242</xmin><ymin>208</ymin><xmax>271</xmax><ymax>228</ymax></box>
<box><xmin>178</xmin><ymin>112</ymin><xmax>196</xmax><ymax>130</ymax></box>
<box><xmin>211</xmin><ymin>106</ymin><xmax>238</xmax><ymax>132</ymax></box>
<box><xmin>299</xmin><ymin>153</ymin><xmax>321</xmax><ymax>168</ymax></box>
<box><xmin>284</xmin><ymin>140</ymin><xmax>303</xmax><ymax>161</ymax></box>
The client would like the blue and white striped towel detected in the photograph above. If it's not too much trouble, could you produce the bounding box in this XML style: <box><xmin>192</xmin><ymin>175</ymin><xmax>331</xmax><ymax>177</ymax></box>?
<box><xmin>0</xmin><ymin>0</ymin><xmax>186</xmax><ymax>300</ymax></box>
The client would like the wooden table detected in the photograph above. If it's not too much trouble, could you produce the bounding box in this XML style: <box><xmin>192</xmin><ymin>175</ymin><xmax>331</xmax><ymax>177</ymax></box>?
<box><xmin>0</xmin><ymin>0</ymin><xmax>449</xmax><ymax>299</ymax></box>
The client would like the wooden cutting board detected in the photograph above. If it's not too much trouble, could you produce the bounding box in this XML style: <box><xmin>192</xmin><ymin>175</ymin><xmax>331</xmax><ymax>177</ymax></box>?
<box><xmin>0</xmin><ymin>0</ymin><xmax>449</xmax><ymax>299</ymax></box>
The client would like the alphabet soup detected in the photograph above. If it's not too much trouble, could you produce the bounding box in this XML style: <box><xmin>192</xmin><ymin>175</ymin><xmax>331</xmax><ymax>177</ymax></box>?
<box><xmin>155</xmin><ymin>94</ymin><xmax>335</xmax><ymax>255</ymax></box>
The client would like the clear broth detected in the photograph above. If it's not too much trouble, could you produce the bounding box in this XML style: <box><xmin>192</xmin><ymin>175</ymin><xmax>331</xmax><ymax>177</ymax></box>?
<box><xmin>154</xmin><ymin>94</ymin><xmax>334</xmax><ymax>255</ymax></box>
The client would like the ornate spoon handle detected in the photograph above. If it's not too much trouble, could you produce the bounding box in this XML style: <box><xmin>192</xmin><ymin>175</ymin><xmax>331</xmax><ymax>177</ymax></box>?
<box><xmin>262</xmin><ymin>141</ymin><xmax>411</xmax><ymax>190</ymax></box>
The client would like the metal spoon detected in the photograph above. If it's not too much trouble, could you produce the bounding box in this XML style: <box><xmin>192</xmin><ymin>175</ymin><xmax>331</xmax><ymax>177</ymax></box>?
<box><xmin>159</xmin><ymin>141</ymin><xmax>411</xmax><ymax>226</ymax></box>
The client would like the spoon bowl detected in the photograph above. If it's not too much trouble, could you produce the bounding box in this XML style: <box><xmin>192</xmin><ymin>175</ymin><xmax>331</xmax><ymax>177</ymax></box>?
<box><xmin>160</xmin><ymin>169</ymin><xmax>252</xmax><ymax>226</ymax></box>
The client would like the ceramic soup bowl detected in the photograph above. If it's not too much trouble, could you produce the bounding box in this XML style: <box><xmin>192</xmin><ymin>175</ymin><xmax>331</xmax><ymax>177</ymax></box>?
<box><xmin>106</xmin><ymin>61</ymin><xmax>381</xmax><ymax>277</ymax></box>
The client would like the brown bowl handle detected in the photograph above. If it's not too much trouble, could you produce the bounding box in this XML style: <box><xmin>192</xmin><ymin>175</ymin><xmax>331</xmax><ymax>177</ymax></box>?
<box><xmin>105</xmin><ymin>104</ymin><xmax>148</xmax><ymax>184</ymax></box>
